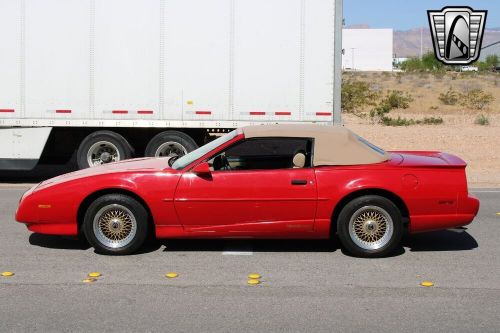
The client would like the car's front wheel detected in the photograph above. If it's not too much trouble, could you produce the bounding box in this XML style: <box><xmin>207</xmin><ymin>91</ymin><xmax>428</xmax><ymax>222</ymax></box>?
<box><xmin>83</xmin><ymin>194</ymin><xmax>148</xmax><ymax>255</ymax></box>
<box><xmin>337</xmin><ymin>195</ymin><xmax>403</xmax><ymax>258</ymax></box>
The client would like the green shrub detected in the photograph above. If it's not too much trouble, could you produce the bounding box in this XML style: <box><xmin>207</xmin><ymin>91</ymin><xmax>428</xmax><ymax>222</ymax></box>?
<box><xmin>475</xmin><ymin>55</ymin><xmax>499</xmax><ymax>72</ymax></box>
<box><xmin>421</xmin><ymin>117</ymin><xmax>444</xmax><ymax>125</ymax></box>
<box><xmin>385</xmin><ymin>90</ymin><xmax>413</xmax><ymax>109</ymax></box>
<box><xmin>400</xmin><ymin>58</ymin><xmax>423</xmax><ymax>72</ymax></box>
<box><xmin>380</xmin><ymin>116</ymin><xmax>444</xmax><ymax>126</ymax></box>
<box><xmin>400</xmin><ymin>52</ymin><xmax>446</xmax><ymax>72</ymax></box>
<box><xmin>380</xmin><ymin>116</ymin><xmax>415</xmax><ymax>126</ymax></box>
<box><xmin>370</xmin><ymin>90</ymin><xmax>413</xmax><ymax>119</ymax></box>
<box><xmin>438</xmin><ymin>88</ymin><xmax>459</xmax><ymax>105</ymax></box>
<box><xmin>460</xmin><ymin>89</ymin><xmax>494</xmax><ymax>110</ymax></box>
<box><xmin>474</xmin><ymin>114</ymin><xmax>490</xmax><ymax>126</ymax></box>
<box><xmin>341</xmin><ymin>79</ymin><xmax>379</xmax><ymax>116</ymax></box>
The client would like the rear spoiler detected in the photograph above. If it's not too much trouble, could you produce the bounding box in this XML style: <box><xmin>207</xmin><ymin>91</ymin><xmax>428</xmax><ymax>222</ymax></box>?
<box><xmin>390</xmin><ymin>151</ymin><xmax>467</xmax><ymax>168</ymax></box>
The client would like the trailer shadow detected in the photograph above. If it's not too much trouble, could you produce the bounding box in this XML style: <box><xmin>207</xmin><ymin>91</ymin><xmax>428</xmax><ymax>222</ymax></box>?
<box><xmin>0</xmin><ymin>163</ymin><xmax>77</xmax><ymax>183</ymax></box>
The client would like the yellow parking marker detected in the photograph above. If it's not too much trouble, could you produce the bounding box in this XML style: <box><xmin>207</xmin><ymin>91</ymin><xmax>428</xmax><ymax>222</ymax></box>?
<box><xmin>420</xmin><ymin>281</ymin><xmax>434</xmax><ymax>287</ymax></box>
<box><xmin>88</xmin><ymin>272</ymin><xmax>101</xmax><ymax>278</ymax></box>
<box><xmin>496</xmin><ymin>212</ymin><xmax>500</xmax><ymax>216</ymax></box>
<box><xmin>82</xmin><ymin>278</ymin><xmax>96</xmax><ymax>283</ymax></box>
<box><xmin>247</xmin><ymin>279</ymin><xmax>260</xmax><ymax>285</ymax></box>
<box><xmin>1</xmin><ymin>271</ymin><xmax>14</xmax><ymax>277</ymax></box>
<box><xmin>247</xmin><ymin>273</ymin><xmax>261</xmax><ymax>279</ymax></box>
<box><xmin>165</xmin><ymin>272</ymin><xmax>178</xmax><ymax>278</ymax></box>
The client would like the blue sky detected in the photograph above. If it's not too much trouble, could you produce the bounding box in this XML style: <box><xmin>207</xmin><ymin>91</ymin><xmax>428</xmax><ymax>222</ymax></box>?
<box><xmin>344</xmin><ymin>0</ymin><xmax>499</xmax><ymax>30</ymax></box>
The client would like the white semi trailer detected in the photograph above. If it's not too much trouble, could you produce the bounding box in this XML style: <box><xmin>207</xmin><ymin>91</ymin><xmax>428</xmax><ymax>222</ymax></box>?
<box><xmin>0</xmin><ymin>0</ymin><xmax>342</xmax><ymax>170</ymax></box>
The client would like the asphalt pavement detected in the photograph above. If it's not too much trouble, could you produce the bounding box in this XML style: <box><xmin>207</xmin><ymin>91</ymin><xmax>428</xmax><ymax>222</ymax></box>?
<box><xmin>1</xmin><ymin>185</ymin><xmax>499</xmax><ymax>332</ymax></box>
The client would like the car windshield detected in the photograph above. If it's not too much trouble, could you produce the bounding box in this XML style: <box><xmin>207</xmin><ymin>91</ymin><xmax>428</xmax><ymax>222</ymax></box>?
<box><xmin>171</xmin><ymin>130</ymin><xmax>239</xmax><ymax>170</ymax></box>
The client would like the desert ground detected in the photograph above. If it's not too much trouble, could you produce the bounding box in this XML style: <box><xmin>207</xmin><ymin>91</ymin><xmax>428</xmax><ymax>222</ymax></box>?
<box><xmin>343</xmin><ymin>72</ymin><xmax>500</xmax><ymax>187</ymax></box>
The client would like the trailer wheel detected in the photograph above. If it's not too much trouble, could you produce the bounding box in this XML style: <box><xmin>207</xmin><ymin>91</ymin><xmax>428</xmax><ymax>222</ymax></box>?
<box><xmin>77</xmin><ymin>131</ymin><xmax>134</xmax><ymax>169</ymax></box>
<box><xmin>145</xmin><ymin>131</ymin><xmax>198</xmax><ymax>158</ymax></box>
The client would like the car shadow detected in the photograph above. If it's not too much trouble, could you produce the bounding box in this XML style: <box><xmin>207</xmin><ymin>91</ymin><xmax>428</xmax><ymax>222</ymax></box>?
<box><xmin>29</xmin><ymin>233</ymin><xmax>90</xmax><ymax>250</ymax></box>
<box><xmin>403</xmin><ymin>228</ymin><xmax>478</xmax><ymax>252</ymax></box>
<box><xmin>28</xmin><ymin>233</ymin><xmax>163</xmax><ymax>255</ymax></box>
<box><xmin>27</xmin><ymin>229</ymin><xmax>478</xmax><ymax>255</ymax></box>
<box><xmin>161</xmin><ymin>238</ymin><xmax>339</xmax><ymax>253</ymax></box>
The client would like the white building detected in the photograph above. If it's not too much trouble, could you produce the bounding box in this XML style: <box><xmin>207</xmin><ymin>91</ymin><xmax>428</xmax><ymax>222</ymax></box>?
<box><xmin>342</xmin><ymin>29</ymin><xmax>393</xmax><ymax>71</ymax></box>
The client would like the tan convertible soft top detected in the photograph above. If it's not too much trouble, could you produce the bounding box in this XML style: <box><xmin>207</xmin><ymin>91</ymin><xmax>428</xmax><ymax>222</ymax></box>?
<box><xmin>242</xmin><ymin>124</ymin><xmax>389</xmax><ymax>166</ymax></box>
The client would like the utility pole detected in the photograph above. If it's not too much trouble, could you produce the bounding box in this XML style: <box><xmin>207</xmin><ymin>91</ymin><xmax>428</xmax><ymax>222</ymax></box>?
<box><xmin>420</xmin><ymin>26</ymin><xmax>423</xmax><ymax>58</ymax></box>
<box><xmin>333</xmin><ymin>0</ymin><xmax>343</xmax><ymax>125</ymax></box>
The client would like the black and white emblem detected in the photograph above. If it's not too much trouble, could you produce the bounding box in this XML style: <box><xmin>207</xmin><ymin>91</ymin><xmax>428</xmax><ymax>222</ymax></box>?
<box><xmin>428</xmin><ymin>7</ymin><xmax>487</xmax><ymax>65</ymax></box>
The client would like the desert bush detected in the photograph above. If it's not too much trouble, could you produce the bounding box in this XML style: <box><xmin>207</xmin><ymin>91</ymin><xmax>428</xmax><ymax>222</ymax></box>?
<box><xmin>429</xmin><ymin>105</ymin><xmax>439</xmax><ymax>110</ymax></box>
<box><xmin>421</xmin><ymin>117</ymin><xmax>444</xmax><ymax>125</ymax></box>
<box><xmin>396</xmin><ymin>72</ymin><xmax>403</xmax><ymax>84</ymax></box>
<box><xmin>474</xmin><ymin>114</ymin><xmax>490</xmax><ymax>126</ymax></box>
<box><xmin>385</xmin><ymin>90</ymin><xmax>413</xmax><ymax>109</ymax></box>
<box><xmin>370</xmin><ymin>90</ymin><xmax>413</xmax><ymax>120</ymax></box>
<box><xmin>400</xmin><ymin>58</ymin><xmax>423</xmax><ymax>72</ymax></box>
<box><xmin>438</xmin><ymin>88</ymin><xmax>459</xmax><ymax>105</ymax></box>
<box><xmin>381</xmin><ymin>72</ymin><xmax>391</xmax><ymax>80</ymax></box>
<box><xmin>380</xmin><ymin>116</ymin><xmax>444</xmax><ymax>126</ymax></box>
<box><xmin>460</xmin><ymin>89</ymin><xmax>494</xmax><ymax>110</ymax></box>
<box><xmin>380</xmin><ymin>116</ymin><xmax>415</xmax><ymax>126</ymax></box>
<box><xmin>341</xmin><ymin>79</ymin><xmax>379</xmax><ymax>116</ymax></box>
<box><xmin>476</xmin><ymin>55</ymin><xmax>499</xmax><ymax>72</ymax></box>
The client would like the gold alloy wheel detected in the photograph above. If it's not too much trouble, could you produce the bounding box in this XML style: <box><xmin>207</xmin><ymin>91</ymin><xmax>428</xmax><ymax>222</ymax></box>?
<box><xmin>93</xmin><ymin>204</ymin><xmax>137</xmax><ymax>249</ymax></box>
<box><xmin>348</xmin><ymin>205</ymin><xmax>394</xmax><ymax>250</ymax></box>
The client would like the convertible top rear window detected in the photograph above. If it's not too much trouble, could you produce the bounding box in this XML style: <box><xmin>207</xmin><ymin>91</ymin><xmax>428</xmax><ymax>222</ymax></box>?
<box><xmin>357</xmin><ymin>136</ymin><xmax>386</xmax><ymax>155</ymax></box>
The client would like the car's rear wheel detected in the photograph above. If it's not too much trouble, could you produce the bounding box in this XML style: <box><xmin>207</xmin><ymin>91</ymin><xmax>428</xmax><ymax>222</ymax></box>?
<box><xmin>83</xmin><ymin>194</ymin><xmax>148</xmax><ymax>255</ymax></box>
<box><xmin>337</xmin><ymin>195</ymin><xmax>403</xmax><ymax>258</ymax></box>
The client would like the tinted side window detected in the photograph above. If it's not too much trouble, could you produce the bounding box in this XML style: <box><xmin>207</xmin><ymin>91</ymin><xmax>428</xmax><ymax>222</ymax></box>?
<box><xmin>210</xmin><ymin>137</ymin><xmax>312</xmax><ymax>171</ymax></box>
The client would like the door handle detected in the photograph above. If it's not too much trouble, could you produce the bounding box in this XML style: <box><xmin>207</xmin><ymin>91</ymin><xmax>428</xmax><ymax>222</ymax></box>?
<box><xmin>291</xmin><ymin>179</ymin><xmax>308</xmax><ymax>185</ymax></box>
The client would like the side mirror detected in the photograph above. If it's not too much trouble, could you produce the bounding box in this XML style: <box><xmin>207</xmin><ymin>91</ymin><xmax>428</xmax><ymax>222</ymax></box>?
<box><xmin>192</xmin><ymin>162</ymin><xmax>211</xmax><ymax>175</ymax></box>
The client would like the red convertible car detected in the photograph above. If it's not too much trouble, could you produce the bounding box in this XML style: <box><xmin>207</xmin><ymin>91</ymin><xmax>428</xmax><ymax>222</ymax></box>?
<box><xmin>16</xmin><ymin>125</ymin><xmax>479</xmax><ymax>257</ymax></box>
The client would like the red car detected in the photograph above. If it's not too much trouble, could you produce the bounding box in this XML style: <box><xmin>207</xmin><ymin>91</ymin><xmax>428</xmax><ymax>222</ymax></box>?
<box><xmin>16</xmin><ymin>125</ymin><xmax>479</xmax><ymax>258</ymax></box>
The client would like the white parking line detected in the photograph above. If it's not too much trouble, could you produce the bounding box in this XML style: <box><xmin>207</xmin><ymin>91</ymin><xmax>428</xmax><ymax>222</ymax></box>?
<box><xmin>222</xmin><ymin>241</ymin><xmax>253</xmax><ymax>255</ymax></box>
<box><xmin>471</xmin><ymin>190</ymin><xmax>500</xmax><ymax>193</ymax></box>
<box><xmin>222</xmin><ymin>251</ymin><xmax>254</xmax><ymax>256</ymax></box>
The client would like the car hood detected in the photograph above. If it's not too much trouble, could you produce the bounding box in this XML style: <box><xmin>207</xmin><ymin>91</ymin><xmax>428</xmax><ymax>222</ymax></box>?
<box><xmin>36</xmin><ymin>157</ymin><xmax>174</xmax><ymax>190</ymax></box>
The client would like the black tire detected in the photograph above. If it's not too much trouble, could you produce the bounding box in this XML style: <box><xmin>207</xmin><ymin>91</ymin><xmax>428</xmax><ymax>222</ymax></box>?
<box><xmin>337</xmin><ymin>195</ymin><xmax>403</xmax><ymax>258</ymax></box>
<box><xmin>83</xmin><ymin>194</ymin><xmax>148</xmax><ymax>255</ymax></box>
<box><xmin>77</xmin><ymin>130</ymin><xmax>134</xmax><ymax>169</ymax></box>
<box><xmin>145</xmin><ymin>130</ymin><xmax>198</xmax><ymax>157</ymax></box>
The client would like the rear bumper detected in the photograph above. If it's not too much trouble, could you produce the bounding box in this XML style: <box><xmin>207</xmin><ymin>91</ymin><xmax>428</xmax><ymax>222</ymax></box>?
<box><xmin>409</xmin><ymin>194</ymin><xmax>480</xmax><ymax>233</ymax></box>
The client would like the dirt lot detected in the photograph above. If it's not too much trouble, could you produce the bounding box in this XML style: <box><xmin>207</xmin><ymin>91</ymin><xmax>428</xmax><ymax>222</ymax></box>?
<box><xmin>348</xmin><ymin>71</ymin><xmax>500</xmax><ymax>115</ymax></box>
<box><xmin>347</xmin><ymin>116</ymin><xmax>499</xmax><ymax>187</ymax></box>
<box><xmin>342</xmin><ymin>72</ymin><xmax>500</xmax><ymax>187</ymax></box>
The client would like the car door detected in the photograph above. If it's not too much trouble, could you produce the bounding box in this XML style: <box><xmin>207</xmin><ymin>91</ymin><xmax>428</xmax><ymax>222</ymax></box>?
<box><xmin>173</xmin><ymin>137</ymin><xmax>317</xmax><ymax>236</ymax></box>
